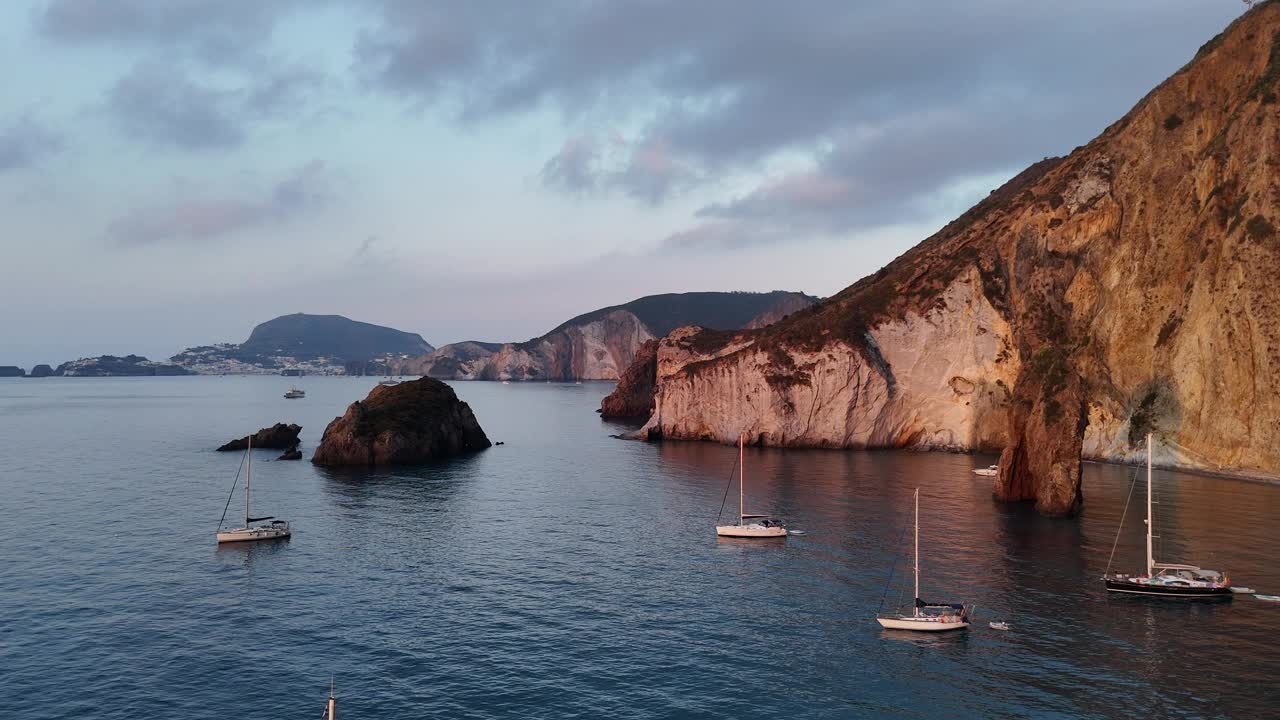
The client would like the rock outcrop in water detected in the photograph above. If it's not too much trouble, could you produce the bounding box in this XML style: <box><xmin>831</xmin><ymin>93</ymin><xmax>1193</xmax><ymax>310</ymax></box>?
<box><xmin>311</xmin><ymin>377</ymin><xmax>490</xmax><ymax>465</ymax></box>
<box><xmin>27</xmin><ymin>364</ymin><xmax>54</xmax><ymax>378</ymax></box>
<box><xmin>622</xmin><ymin>4</ymin><xmax>1280</xmax><ymax>514</ymax></box>
<box><xmin>0</xmin><ymin>366</ymin><xmax>24</xmax><ymax>377</ymax></box>
<box><xmin>217</xmin><ymin>423</ymin><xmax>303</xmax><ymax>451</ymax></box>
<box><xmin>400</xmin><ymin>291</ymin><xmax>816</xmax><ymax>382</ymax></box>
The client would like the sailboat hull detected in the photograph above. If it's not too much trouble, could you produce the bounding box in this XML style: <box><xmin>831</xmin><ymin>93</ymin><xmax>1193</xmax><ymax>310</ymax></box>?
<box><xmin>216</xmin><ymin>526</ymin><xmax>291</xmax><ymax>543</ymax></box>
<box><xmin>877</xmin><ymin>615</ymin><xmax>969</xmax><ymax>632</ymax></box>
<box><xmin>716</xmin><ymin>524</ymin><xmax>787</xmax><ymax>538</ymax></box>
<box><xmin>1103</xmin><ymin>578</ymin><xmax>1232</xmax><ymax>598</ymax></box>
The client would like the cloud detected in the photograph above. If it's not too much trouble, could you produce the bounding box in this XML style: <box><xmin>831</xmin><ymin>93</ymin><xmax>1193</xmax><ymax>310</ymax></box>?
<box><xmin>0</xmin><ymin>118</ymin><xmax>62</xmax><ymax>172</ymax></box>
<box><xmin>108</xmin><ymin>160</ymin><xmax>329</xmax><ymax>246</ymax></box>
<box><xmin>354</xmin><ymin>0</ymin><xmax>1239</xmax><ymax>228</ymax></box>
<box><xmin>539</xmin><ymin>134</ymin><xmax>601</xmax><ymax>193</ymax></box>
<box><xmin>659</xmin><ymin>221</ymin><xmax>788</xmax><ymax>252</ymax></box>
<box><xmin>107</xmin><ymin>61</ymin><xmax>245</xmax><ymax>149</ymax></box>
<box><xmin>38</xmin><ymin>0</ymin><xmax>308</xmax><ymax>65</ymax></box>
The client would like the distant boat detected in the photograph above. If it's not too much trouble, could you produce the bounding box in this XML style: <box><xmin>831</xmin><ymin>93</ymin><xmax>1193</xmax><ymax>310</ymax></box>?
<box><xmin>715</xmin><ymin>434</ymin><xmax>787</xmax><ymax>538</ymax></box>
<box><xmin>378</xmin><ymin>379</ymin><xmax>400</xmax><ymax>387</ymax></box>
<box><xmin>989</xmin><ymin>621</ymin><xmax>1010</xmax><ymax>631</ymax></box>
<box><xmin>284</xmin><ymin>386</ymin><xmax>305</xmax><ymax>399</ymax></box>
<box><xmin>972</xmin><ymin>464</ymin><xmax>998</xmax><ymax>477</ymax></box>
<box><xmin>1102</xmin><ymin>433</ymin><xmax>1233</xmax><ymax>598</ymax></box>
<box><xmin>216</xmin><ymin>436</ymin><xmax>291</xmax><ymax>543</ymax></box>
<box><xmin>501</xmin><ymin>380</ymin><xmax>511</xmax><ymax>385</ymax></box>
<box><xmin>876</xmin><ymin>488</ymin><xmax>970</xmax><ymax>632</ymax></box>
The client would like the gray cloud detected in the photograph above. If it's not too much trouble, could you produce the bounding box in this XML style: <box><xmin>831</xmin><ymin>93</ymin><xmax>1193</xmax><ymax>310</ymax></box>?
<box><xmin>539</xmin><ymin>134</ymin><xmax>601</xmax><ymax>193</ymax></box>
<box><xmin>107</xmin><ymin>61</ymin><xmax>245</xmax><ymax>149</ymax></box>
<box><xmin>355</xmin><ymin>0</ymin><xmax>1238</xmax><ymax>222</ymax></box>
<box><xmin>38</xmin><ymin>0</ymin><xmax>306</xmax><ymax>65</ymax></box>
<box><xmin>0</xmin><ymin>117</ymin><xmax>61</xmax><ymax>172</ymax></box>
<box><xmin>108</xmin><ymin>160</ymin><xmax>329</xmax><ymax>246</ymax></box>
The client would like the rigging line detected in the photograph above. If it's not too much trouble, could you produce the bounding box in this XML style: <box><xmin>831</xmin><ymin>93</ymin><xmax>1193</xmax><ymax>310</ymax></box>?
<box><xmin>1103</xmin><ymin>464</ymin><xmax>1141</xmax><ymax>577</ymax></box>
<box><xmin>715</xmin><ymin>451</ymin><xmax>740</xmax><ymax>523</ymax></box>
<box><xmin>877</xmin><ymin>515</ymin><xmax>911</xmax><ymax>614</ymax></box>
<box><xmin>217</xmin><ymin>450</ymin><xmax>248</xmax><ymax>531</ymax></box>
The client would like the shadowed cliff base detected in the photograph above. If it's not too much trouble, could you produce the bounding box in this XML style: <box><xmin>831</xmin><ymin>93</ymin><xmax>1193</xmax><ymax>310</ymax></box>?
<box><xmin>613</xmin><ymin>2</ymin><xmax>1280</xmax><ymax>514</ymax></box>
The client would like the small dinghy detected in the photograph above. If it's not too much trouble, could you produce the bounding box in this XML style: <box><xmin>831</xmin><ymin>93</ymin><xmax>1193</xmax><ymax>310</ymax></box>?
<box><xmin>1255</xmin><ymin>595</ymin><xmax>1280</xmax><ymax>602</ymax></box>
<box><xmin>989</xmin><ymin>621</ymin><xmax>1010</xmax><ymax>631</ymax></box>
<box><xmin>1231</xmin><ymin>586</ymin><xmax>1257</xmax><ymax>595</ymax></box>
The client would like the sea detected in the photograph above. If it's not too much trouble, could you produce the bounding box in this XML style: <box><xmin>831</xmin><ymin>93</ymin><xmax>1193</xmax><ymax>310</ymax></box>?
<box><xmin>1</xmin><ymin>376</ymin><xmax>1277</xmax><ymax>719</ymax></box>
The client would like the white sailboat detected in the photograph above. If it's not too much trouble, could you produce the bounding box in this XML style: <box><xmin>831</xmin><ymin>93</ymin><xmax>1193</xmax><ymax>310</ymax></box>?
<box><xmin>876</xmin><ymin>489</ymin><xmax>970</xmax><ymax>631</ymax></box>
<box><xmin>216</xmin><ymin>436</ymin><xmax>291</xmax><ymax>543</ymax></box>
<box><xmin>1102</xmin><ymin>433</ymin><xmax>1232</xmax><ymax>598</ymax></box>
<box><xmin>716</xmin><ymin>434</ymin><xmax>787</xmax><ymax>538</ymax></box>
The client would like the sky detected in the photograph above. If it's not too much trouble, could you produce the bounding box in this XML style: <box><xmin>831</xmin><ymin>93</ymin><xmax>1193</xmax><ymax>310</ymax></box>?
<box><xmin>0</xmin><ymin>0</ymin><xmax>1245</xmax><ymax>368</ymax></box>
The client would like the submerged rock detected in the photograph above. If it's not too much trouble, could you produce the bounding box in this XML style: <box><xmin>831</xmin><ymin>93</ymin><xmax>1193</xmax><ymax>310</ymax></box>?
<box><xmin>311</xmin><ymin>377</ymin><xmax>490</xmax><ymax>465</ymax></box>
<box><xmin>217</xmin><ymin>423</ymin><xmax>303</xmax><ymax>451</ymax></box>
<box><xmin>277</xmin><ymin>446</ymin><xmax>303</xmax><ymax>461</ymax></box>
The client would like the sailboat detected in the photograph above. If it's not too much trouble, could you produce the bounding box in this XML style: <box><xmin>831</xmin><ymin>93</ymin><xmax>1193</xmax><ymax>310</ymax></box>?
<box><xmin>216</xmin><ymin>436</ymin><xmax>291</xmax><ymax>543</ymax></box>
<box><xmin>1102</xmin><ymin>433</ymin><xmax>1232</xmax><ymax>598</ymax></box>
<box><xmin>876</xmin><ymin>489</ymin><xmax>970</xmax><ymax>631</ymax></box>
<box><xmin>715</xmin><ymin>434</ymin><xmax>787</xmax><ymax>538</ymax></box>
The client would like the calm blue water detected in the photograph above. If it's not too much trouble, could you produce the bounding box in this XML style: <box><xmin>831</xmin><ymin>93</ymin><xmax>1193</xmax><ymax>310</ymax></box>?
<box><xmin>1</xmin><ymin>377</ymin><xmax>1278</xmax><ymax>719</ymax></box>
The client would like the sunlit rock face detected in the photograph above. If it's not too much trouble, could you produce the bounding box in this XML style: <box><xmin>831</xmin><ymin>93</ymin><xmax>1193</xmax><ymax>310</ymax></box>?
<box><xmin>405</xmin><ymin>292</ymin><xmax>818</xmax><ymax>382</ymax></box>
<box><xmin>621</xmin><ymin>5</ymin><xmax>1280</xmax><ymax>514</ymax></box>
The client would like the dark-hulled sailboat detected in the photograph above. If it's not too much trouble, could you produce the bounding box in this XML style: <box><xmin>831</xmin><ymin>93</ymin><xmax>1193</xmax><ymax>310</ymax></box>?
<box><xmin>1102</xmin><ymin>434</ymin><xmax>1231</xmax><ymax>599</ymax></box>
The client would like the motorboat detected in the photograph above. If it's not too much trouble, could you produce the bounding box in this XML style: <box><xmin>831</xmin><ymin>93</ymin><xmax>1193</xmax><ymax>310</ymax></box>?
<box><xmin>972</xmin><ymin>464</ymin><xmax>998</xmax><ymax>477</ymax></box>
<box><xmin>284</xmin><ymin>386</ymin><xmax>305</xmax><ymax>399</ymax></box>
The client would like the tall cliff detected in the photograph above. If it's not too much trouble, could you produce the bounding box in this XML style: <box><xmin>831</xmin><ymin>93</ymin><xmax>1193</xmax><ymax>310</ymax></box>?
<box><xmin>624</xmin><ymin>4</ymin><xmax>1280</xmax><ymax>514</ymax></box>
<box><xmin>402</xmin><ymin>291</ymin><xmax>816</xmax><ymax>382</ymax></box>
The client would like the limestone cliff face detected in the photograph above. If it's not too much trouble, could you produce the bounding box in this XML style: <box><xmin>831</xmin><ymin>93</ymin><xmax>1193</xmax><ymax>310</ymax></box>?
<box><xmin>406</xmin><ymin>291</ymin><xmax>817</xmax><ymax>382</ymax></box>
<box><xmin>625</xmin><ymin>4</ymin><xmax>1280</xmax><ymax>514</ymax></box>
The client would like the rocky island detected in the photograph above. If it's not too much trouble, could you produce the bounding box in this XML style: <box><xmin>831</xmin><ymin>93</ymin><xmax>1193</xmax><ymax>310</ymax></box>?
<box><xmin>56</xmin><ymin>355</ymin><xmax>192</xmax><ymax>377</ymax></box>
<box><xmin>612</xmin><ymin>4</ymin><xmax>1280</xmax><ymax>515</ymax></box>
<box><xmin>312</xmin><ymin>377</ymin><xmax>490</xmax><ymax>465</ymax></box>
<box><xmin>217</xmin><ymin>423</ymin><xmax>303</xmax><ymax>451</ymax></box>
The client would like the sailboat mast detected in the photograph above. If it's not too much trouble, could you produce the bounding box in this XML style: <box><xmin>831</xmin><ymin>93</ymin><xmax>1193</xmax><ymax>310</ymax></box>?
<box><xmin>246</xmin><ymin>435</ymin><xmax>252</xmax><ymax>527</ymax></box>
<box><xmin>1152</xmin><ymin>427</ymin><xmax>1162</xmax><ymax>573</ymax></box>
<box><xmin>738</xmin><ymin>433</ymin><xmax>745</xmax><ymax>525</ymax></box>
<box><xmin>913</xmin><ymin>488</ymin><xmax>920</xmax><ymax>616</ymax></box>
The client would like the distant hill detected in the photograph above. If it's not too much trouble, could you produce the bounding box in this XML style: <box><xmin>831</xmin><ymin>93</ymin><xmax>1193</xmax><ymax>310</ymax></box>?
<box><xmin>539</xmin><ymin>291</ymin><xmax>820</xmax><ymax>341</ymax></box>
<box><xmin>402</xmin><ymin>291</ymin><xmax>817</xmax><ymax>381</ymax></box>
<box><xmin>239</xmin><ymin>314</ymin><xmax>433</xmax><ymax>361</ymax></box>
<box><xmin>172</xmin><ymin>314</ymin><xmax>434</xmax><ymax>374</ymax></box>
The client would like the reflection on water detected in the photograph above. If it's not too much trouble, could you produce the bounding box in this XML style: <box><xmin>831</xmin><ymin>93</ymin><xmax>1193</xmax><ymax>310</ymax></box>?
<box><xmin>0</xmin><ymin>377</ymin><xmax>1278</xmax><ymax>719</ymax></box>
